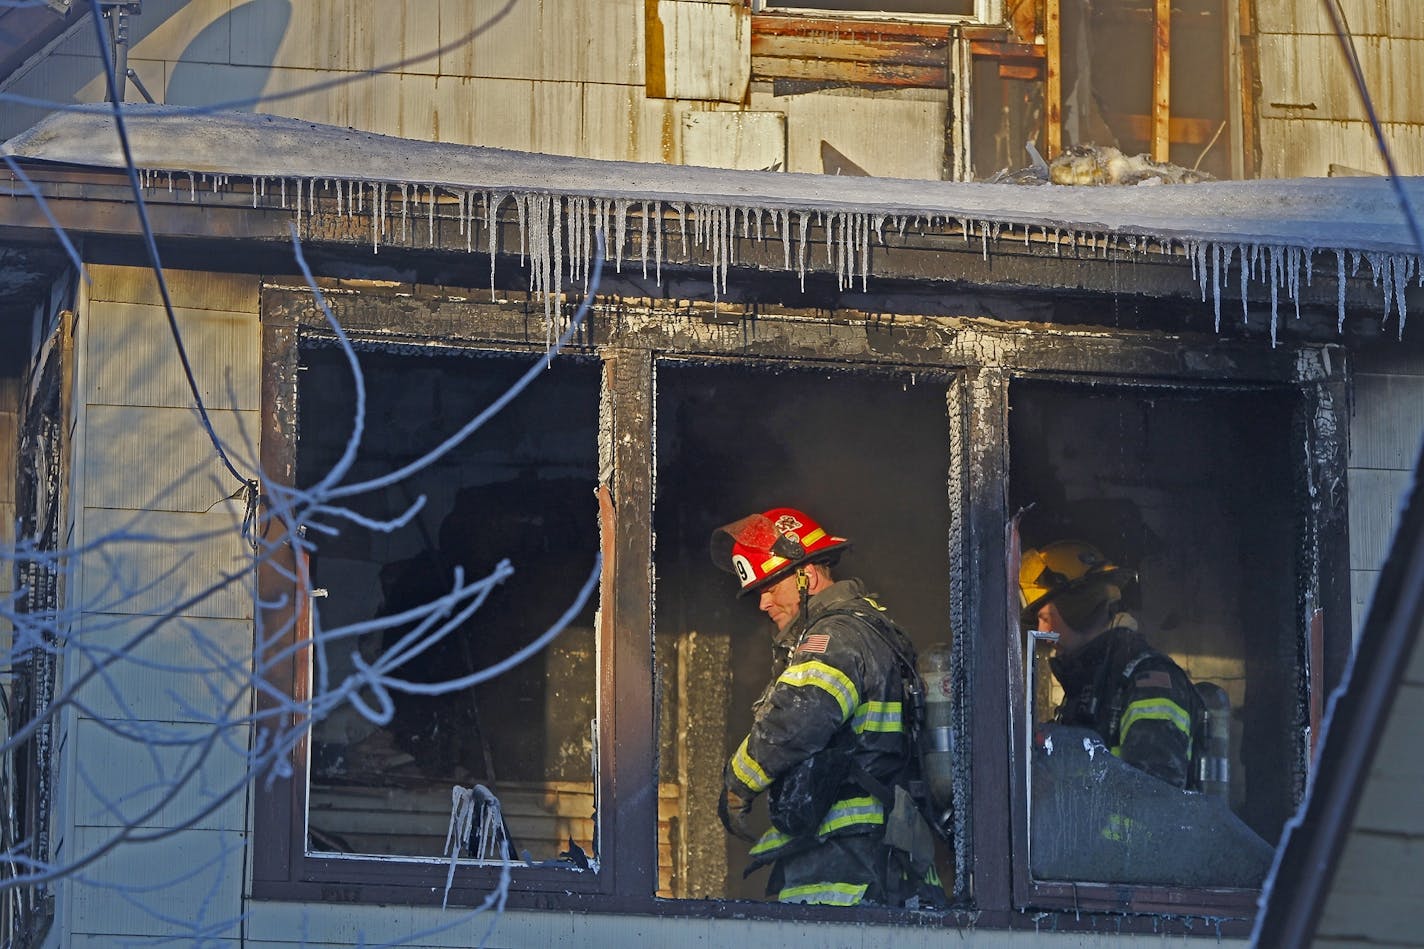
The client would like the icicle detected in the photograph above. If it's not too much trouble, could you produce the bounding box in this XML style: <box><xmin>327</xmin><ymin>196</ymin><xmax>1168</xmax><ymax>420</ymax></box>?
<box><xmin>797</xmin><ymin>211</ymin><xmax>810</xmax><ymax>292</ymax></box>
<box><xmin>295</xmin><ymin>177</ymin><xmax>304</xmax><ymax>236</ymax></box>
<box><xmin>1268</xmin><ymin>245</ymin><xmax>1281</xmax><ymax>347</ymax></box>
<box><xmin>640</xmin><ymin>201</ymin><xmax>650</xmax><ymax>280</ymax></box>
<box><xmin>1192</xmin><ymin>241</ymin><xmax>1208</xmax><ymax>303</ymax></box>
<box><xmin>754</xmin><ymin>207</ymin><xmax>764</xmax><ymax>243</ymax></box>
<box><xmin>862</xmin><ymin>213</ymin><xmax>872</xmax><ymax>292</ymax></box>
<box><xmin>721</xmin><ymin>205</ymin><xmax>731</xmax><ymax>296</ymax></box>
<box><xmin>676</xmin><ymin>203</ymin><xmax>688</xmax><ymax>260</ymax></box>
<box><xmin>780</xmin><ymin>209</ymin><xmax>791</xmax><ymax>272</ymax></box>
<box><xmin>1393</xmin><ymin>256</ymin><xmax>1414</xmax><ymax>338</ymax></box>
<box><xmin>614</xmin><ymin>199</ymin><xmax>629</xmax><ymax>273</ymax></box>
<box><xmin>1211</xmin><ymin>244</ymin><xmax>1223</xmax><ymax>332</ymax></box>
<box><xmin>554</xmin><ymin>195</ymin><xmax>565</xmax><ymax>327</ymax></box>
<box><xmin>1289</xmin><ymin>247</ymin><xmax>1302</xmax><ymax>322</ymax></box>
<box><xmin>1335</xmin><ymin>248</ymin><xmax>1348</xmax><ymax>330</ymax></box>
<box><xmin>836</xmin><ymin>212</ymin><xmax>848</xmax><ymax>290</ymax></box>
<box><xmin>488</xmin><ymin>192</ymin><xmax>504</xmax><ymax>299</ymax></box>
<box><xmin>427</xmin><ymin>186</ymin><xmax>436</xmax><ymax>245</ymax></box>
<box><xmin>980</xmin><ymin>221</ymin><xmax>989</xmax><ymax>262</ymax></box>
<box><xmin>1238</xmin><ymin>242</ymin><xmax>1250</xmax><ymax>324</ymax></box>
<box><xmin>400</xmin><ymin>184</ymin><xmax>409</xmax><ymax>243</ymax></box>
<box><xmin>516</xmin><ymin>193</ymin><xmax>528</xmax><ymax>265</ymax></box>
<box><xmin>653</xmin><ymin>201</ymin><xmax>664</xmax><ymax>285</ymax></box>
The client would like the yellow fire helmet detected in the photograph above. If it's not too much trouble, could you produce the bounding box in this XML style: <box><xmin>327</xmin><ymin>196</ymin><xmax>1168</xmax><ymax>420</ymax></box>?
<box><xmin>1018</xmin><ymin>540</ymin><xmax>1129</xmax><ymax>624</ymax></box>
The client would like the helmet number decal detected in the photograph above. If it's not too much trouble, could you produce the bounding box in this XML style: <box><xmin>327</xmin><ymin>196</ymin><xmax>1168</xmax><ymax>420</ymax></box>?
<box><xmin>731</xmin><ymin>554</ymin><xmax>755</xmax><ymax>587</ymax></box>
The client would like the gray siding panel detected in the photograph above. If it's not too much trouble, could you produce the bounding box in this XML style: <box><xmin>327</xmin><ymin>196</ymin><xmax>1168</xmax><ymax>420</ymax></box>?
<box><xmin>70</xmin><ymin>717</ymin><xmax>249</xmax><ymax>832</ymax></box>
<box><xmin>79</xmin><ymin>497</ymin><xmax>253</xmax><ymax>620</ymax></box>
<box><xmin>1347</xmin><ymin>467</ymin><xmax>1412</xmax><ymax>570</ymax></box>
<box><xmin>69</xmin><ymin>613</ymin><xmax>253</xmax><ymax>723</ymax></box>
<box><xmin>82</xmin><ymin>405</ymin><xmax>258</xmax><ymax>513</ymax></box>
<box><xmin>67</xmin><ymin>827</ymin><xmax>244</xmax><ymax>939</ymax></box>
<box><xmin>1354</xmin><ymin>683</ymin><xmax>1424</xmax><ymax>835</ymax></box>
<box><xmin>1351</xmin><ymin>374</ymin><xmax>1424</xmax><ymax>470</ymax></box>
<box><xmin>1319</xmin><ymin>833</ymin><xmax>1424</xmax><ymax>946</ymax></box>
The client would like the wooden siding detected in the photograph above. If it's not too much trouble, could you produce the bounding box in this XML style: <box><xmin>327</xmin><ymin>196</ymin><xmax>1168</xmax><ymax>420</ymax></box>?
<box><xmin>1348</xmin><ymin>356</ymin><xmax>1424</xmax><ymax>641</ymax></box>
<box><xmin>1317</xmin><ymin>639</ymin><xmax>1424</xmax><ymax>946</ymax></box>
<box><xmin>0</xmin><ymin>0</ymin><xmax>954</xmax><ymax>180</ymax></box>
<box><xmin>1325</xmin><ymin>350</ymin><xmax>1424</xmax><ymax>945</ymax></box>
<box><xmin>54</xmin><ymin>263</ymin><xmax>260</xmax><ymax>945</ymax></box>
<box><xmin>1255</xmin><ymin>0</ymin><xmax>1424</xmax><ymax>177</ymax></box>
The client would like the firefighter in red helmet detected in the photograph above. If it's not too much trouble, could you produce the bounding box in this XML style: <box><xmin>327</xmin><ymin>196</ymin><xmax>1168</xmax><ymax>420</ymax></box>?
<box><xmin>711</xmin><ymin>507</ymin><xmax>940</xmax><ymax>907</ymax></box>
<box><xmin>1020</xmin><ymin>540</ymin><xmax>1204</xmax><ymax>789</ymax></box>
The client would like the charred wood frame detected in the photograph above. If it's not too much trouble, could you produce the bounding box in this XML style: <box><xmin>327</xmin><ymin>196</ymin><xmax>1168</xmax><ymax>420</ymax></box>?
<box><xmin>0</xmin><ymin>163</ymin><xmax>1358</xmax><ymax>935</ymax></box>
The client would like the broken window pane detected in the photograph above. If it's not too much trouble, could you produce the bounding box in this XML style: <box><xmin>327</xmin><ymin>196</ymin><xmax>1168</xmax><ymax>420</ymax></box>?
<box><xmin>653</xmin><ymin>360</ymin><xmax>957</xmax><ymax>901</ymax></box>
<box><xmin>1010</xmin><ymin>379</ymin><xmax>1299</xmax><ymax>889</ymax></box>
<box><xmin>297</xmin><ymin>343</ymin><xmax>600</xmax><ymax>865</ymax></box>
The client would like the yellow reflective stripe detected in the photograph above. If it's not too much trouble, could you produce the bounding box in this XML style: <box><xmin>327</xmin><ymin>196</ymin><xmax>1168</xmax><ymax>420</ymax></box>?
<box><xmin>799</xmin><ymin>527</ymin><xmax>826</xmax><ymax>546</ymax></box>
<box><xmin>729</xmin><ymin>736</ymin><xmax>772</xmax><ymax>793</ymax></box>
<box><xmin>851</xmin><ymin>700</ymin><xmax>903</xmax><ymax>734</ymax></box>
<box><xmin>760</xmin><ymin>554</ymin><xmax>787</xmax><ymax>573</ymax></box>
<box><xmin>777</xmin><ymin>661</ymin><xmax>858</xmax><ymax>721</ymax></box>
<box><xmin>1119</xmin><ymin>697</ymin><xmax>1193</xmax><ymax>745</ymax></box>
<box><xmin>817</xmin><ymin>795</ymin><xmax>884</xmax><ymax>835</ymax></box>
<box><xmin>750</xmin><ymin>826</ymin><xmax>793</xmax><ymax>857</ymax></box>
<box><xmin>779</xmin><ymin>882</ymin><xmax>869</xmax><ymax>905</ymax></box>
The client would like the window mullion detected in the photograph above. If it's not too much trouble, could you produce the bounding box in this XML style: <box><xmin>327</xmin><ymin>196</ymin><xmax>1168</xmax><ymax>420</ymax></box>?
<box><xmin>962</xmin><ymin>366</ymin><xmax>1014</xmax><ymax>912</ymax></box>
<box><xmin>600</xmin><ymin>347</ymin><xmax>659</xmax><ymax>898</ymax></box>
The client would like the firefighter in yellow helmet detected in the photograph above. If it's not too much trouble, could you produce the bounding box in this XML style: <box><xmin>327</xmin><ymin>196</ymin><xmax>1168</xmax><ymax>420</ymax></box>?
<box><xmin>1020</xmin><ymin>541</ymin><xmax>1204</xmax><ymax>789</ymax></box>
<box><xmin>710</xmin><ymin>507</ymin><xmax>940</xmax><ymax>907</ymax></box>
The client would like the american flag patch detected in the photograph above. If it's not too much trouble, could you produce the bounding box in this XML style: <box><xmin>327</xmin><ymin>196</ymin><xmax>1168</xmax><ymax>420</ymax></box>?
<box><xmin>798</xmin><ymin>633</ymin><xmax>830</xmax><ymax>654</ymax></box>
<box><xmin>1135</xmin><ymin>671</ymin><xmax>1173</xmax><ymax>690</ymax></box>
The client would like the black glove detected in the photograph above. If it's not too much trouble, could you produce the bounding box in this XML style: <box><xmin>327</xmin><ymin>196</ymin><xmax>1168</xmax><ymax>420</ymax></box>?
<box><xmin>718</xmin><ymin>788</ymin><xmax>757</xmax><ymax>842</ymax></box>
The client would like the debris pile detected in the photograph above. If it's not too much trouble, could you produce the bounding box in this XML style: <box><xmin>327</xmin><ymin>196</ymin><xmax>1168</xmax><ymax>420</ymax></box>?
<box><xmin>991</xmin><ymin>144</ymin><xmax>1214</xmax><ymax>187</ymax></box>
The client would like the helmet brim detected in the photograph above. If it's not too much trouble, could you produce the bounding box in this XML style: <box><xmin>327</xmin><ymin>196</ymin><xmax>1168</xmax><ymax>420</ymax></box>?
<box><xmin>1019</xmin><ymin>564</ymin><xmax>1129</xmax><ymax>625</ymax></box>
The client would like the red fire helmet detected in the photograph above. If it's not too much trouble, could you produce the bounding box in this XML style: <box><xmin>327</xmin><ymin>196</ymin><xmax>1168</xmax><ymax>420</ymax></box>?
<box><xmin>710</xmin><ymin>507</ymin><xmax>851</xmax><ymax>596</ymax></box>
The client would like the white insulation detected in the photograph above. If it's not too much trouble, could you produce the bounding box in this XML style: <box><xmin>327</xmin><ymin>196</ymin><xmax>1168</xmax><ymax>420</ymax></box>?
<box><xmin>6</xmin><ymin>106</ymin><xmax>1424</xmax><ymax>340</ymax></box>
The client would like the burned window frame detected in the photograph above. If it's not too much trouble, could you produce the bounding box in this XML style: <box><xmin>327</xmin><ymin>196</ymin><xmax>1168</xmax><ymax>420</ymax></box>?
<box><xmin>999</xmin><ymin>371</ymin><xmax>1343</xmax><ymax>918</ymax></box>
<box><xmin>251</xmin><ymin>279</ymin><xmax>1349</xmax><ymax>934</ymax></box>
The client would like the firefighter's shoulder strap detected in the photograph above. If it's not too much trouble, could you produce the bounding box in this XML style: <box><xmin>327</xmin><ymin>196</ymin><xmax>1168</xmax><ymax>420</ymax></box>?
<box><xmin>821</xmin><ymin>604</ymin><xmax>952</xmax><ymax>844</ymax></box>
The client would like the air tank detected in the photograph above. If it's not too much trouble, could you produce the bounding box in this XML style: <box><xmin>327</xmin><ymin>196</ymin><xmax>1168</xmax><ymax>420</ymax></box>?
<box><xmin>1195</xmin><ymin>681</ymin><xmax>1232</xmax><ymax>802</ymax></box>
<box><xmin>917</xmin><ymin>642</ymin><xmax>955</xmax><ymax>813</ymax></box>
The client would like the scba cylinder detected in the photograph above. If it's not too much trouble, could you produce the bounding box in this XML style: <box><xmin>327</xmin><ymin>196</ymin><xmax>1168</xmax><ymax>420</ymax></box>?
<box><xmin>917</xmin><ymin>641</ymin><xmax>954</xmax><ymax>812</ymax></box>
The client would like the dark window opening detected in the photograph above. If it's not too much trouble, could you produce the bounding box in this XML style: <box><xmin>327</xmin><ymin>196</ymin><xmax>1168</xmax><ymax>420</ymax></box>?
<box><xmin>1061</xmin><ymin>0</ymin><xmax>1233</xmax><ymax>180</ymax></box>
<box><xmin>1009</xmin><ymin>379</ymin><xmax>1300</xmax><ymax>892</ymax></box>
<box><xmin>296</xmin><ymin>343</ymin><xmax>600</xmax><ymax>865</ymax></box>
<box><xmin>652</xmin><ymin>360</ymin><xmax>959</xmax><ymax>901</ymax></box>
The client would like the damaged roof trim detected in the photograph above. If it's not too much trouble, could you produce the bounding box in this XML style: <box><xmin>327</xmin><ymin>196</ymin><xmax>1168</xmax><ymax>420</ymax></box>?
<box><xmin>4</xmin><ymin>107</ymin><xmax>1423</xmax><ymax>339</ymax></box>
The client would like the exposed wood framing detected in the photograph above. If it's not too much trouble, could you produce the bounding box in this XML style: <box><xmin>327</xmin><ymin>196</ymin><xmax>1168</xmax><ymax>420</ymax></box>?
<box><xmin>1152</xmin><ymin>0</ymin><xmax>1172</xmax><ymax>162</ymax></box>
<box><xmin>1044</xmin><ymin>0</ymin><xmax>1061</xmax><ymax>158</ymax></box>
<box><xmin>750</xmin><ymin>15</ymin><xmax>951</xmax><ymax>89</ymax></box>
<box><xmin>1105</xmin><ymin>112</ymin><xmax>1217</xmax><ymax>146</ymax></box>
<box><xmin>749</xmin><ymin>15</ymin><xmax>1038</xmax><ymax>92</ymax></box>
<box><xmin>1236</xmin><ymin>0</ymin><xmax>1258</xmax><ymax>179</ymax></box>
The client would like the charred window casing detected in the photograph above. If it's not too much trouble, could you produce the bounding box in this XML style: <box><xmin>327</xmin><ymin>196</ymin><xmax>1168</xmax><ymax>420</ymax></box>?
<box><xmin>653</xmin><ymin>360</ymin><xmax>957</xmax><ymax>900</ymax></box>
<box><xmin>1010</xmin><ymin>379</ymin><xmax>1302</xmax><ymax>905</ymax></box>
<box><xmin>296</xmin><ymin>343</ymin><xmax>600</xmax><ymax>864</ymax></box>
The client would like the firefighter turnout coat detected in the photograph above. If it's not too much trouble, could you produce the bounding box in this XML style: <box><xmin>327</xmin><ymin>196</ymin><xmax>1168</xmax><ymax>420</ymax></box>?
<box><xmin>725</xmin><ymin>578</ymin><xmax>917</xmax><ymax>905</ymax></box>
<box><xmin>1048</xmin><ymin>614</ymin><xmax>1204</xmax><ymax>789</ymax></box>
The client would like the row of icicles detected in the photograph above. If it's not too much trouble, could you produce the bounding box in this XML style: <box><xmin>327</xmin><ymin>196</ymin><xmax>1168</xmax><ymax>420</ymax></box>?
<box><xmin>136</xmin><ymin>168</ymin><xmax>1424</xmax><ymax>343</ymax></box>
